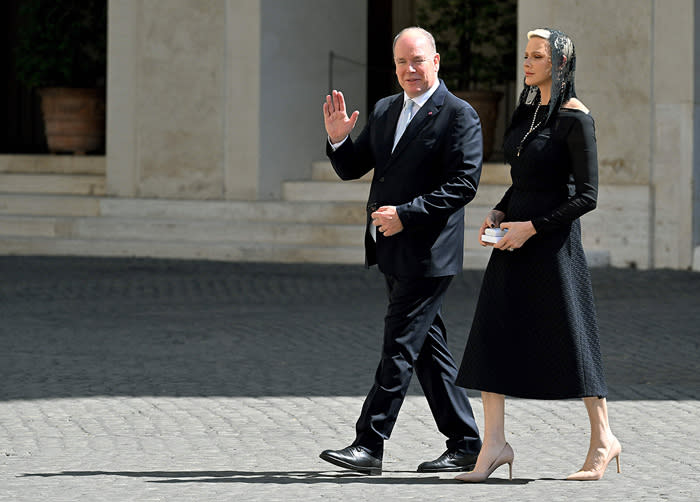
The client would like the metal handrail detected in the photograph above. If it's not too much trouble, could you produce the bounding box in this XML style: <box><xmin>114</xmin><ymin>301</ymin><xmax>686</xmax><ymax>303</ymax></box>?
<box><xmin>328</xmin><ymin>51</ymin><xmax>366</xmax><ymax>94</ymax></box>
<box><xmin>327</xmin><ymin>50</ymin><xmax>394</xmax><ymax>94</ymax></box>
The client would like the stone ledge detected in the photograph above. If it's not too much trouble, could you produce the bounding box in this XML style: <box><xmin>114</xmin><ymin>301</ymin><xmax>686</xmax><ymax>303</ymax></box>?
<box><xmin>0</xmin><ymin>154</ymin><xmax>106</xmax><ymax>175</ymax></box>
<box><xmin>310</xmin><ymin>161</ymin><xmax>511</xmax><ymax>185</ymax></box>
<box><xmin>0</xmin><ymin>173</ymin><xmax>106</xmax><ymax>196</ymax></box>
<box><xmin>0</xmin><ymin>194</ymin><xmax>102</xmax><ymax>217</ymax></box>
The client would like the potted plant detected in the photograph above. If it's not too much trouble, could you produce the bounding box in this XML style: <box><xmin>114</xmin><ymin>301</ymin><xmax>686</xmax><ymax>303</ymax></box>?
<box><xmin>14</xmin><ymin>0</ymin><xmax>107</xmax><ymax>154</ymax></box>
<box><xmin>417</xmin><ymin>0</ymin><xmax>516</xmax><ymax>160</ymax></box>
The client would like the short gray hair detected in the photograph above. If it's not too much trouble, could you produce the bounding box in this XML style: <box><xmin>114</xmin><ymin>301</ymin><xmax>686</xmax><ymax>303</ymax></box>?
<box><xmin>392</xmin><ymin>27</ymin><xmax>437</xmax><ymax>55</ymax></box>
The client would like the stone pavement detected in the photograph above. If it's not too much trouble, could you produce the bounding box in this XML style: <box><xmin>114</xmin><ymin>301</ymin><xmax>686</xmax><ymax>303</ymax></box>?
<box><xmin>0</xmin><ymin>256</ymin><xmax>699</xmax><ymax>501</ymax></box>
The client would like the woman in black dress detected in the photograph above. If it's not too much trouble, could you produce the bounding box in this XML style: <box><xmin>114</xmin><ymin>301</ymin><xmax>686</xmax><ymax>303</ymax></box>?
<box><xmin>454</xmin><ymin>28</ymin><xmax>620</xmax><ymax>482</ymax></box>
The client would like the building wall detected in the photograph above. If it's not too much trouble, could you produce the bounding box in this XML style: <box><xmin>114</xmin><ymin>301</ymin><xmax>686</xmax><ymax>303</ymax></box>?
<box><xmin>259</xmin><ymin>0</ymin><xmax>367</xmax><ymax>199</ymax></box>
<box><xmin>108</xmin><ymin>0</ymin><xmax>229</xmax><ymax>199</ymax></box>
<box><xmin>227</xmin><ymin>1</ymin><xmax>262</xmax><ymax>200</ymax></box>
<box><xmin>107</xmin><ymin>0</ymin><xmax>366</xmax><ymax>201</ymax></box>
<box><xmin>652</xmin><ymin>0</ymin><xmax>695</xmax><ymax>268</ymax></box>
<box><xmin>104</xmin><ymin>0</ymin><xmax>698</xmax><ymax>269</ymax></box>
<box><xmin>694</xmin><ymin>0</ymin><xmax>700</xmax><ymax>252</ymax></box>
<box><xmin>520</xmin><ymin>1</ymin><xmax>654</xmax><ymax>186</ymax></box>
<box><xmin>521</xmin><ymin>0</ymin><xmax>697</xmax><ymax>269</ymax></box>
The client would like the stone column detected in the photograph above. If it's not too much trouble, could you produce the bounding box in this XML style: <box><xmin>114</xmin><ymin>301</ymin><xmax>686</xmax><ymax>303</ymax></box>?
<box><xmin>226</xmin><ymin>0</ymin><xmax>261</xmax><ymax>200</ymax></box>
<box><xmin>106</xmin><ymin>0</ymin><xmax>138</xmax><ymax>197</ymax></box>
<box><xmin>652</xmin><ymin>1</ymin><xmax>695</xmax><ymax>268</ymax></box>
<box><xmin>107</xmin><ymin>0</ymin><xmax>261</xmax><ymax>200</ymax></box>
<box><xmin>695</xmin><ymin>0</ymin><xmax>700</xmax><ymax>270</ymax></box>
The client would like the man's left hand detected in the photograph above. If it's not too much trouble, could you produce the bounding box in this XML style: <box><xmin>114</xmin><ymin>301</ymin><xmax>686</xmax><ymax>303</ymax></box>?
<box><xmin>371</xmin><ymin>206</ymin><xmax>404</xmax><ymax>237</ymax></box>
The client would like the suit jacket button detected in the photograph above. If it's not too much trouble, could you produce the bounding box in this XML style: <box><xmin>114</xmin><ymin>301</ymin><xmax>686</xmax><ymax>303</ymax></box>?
<box><xmin>378</xmin><ymin>177</ymin><xmax>385</xmax><ymax>182</ymax></box>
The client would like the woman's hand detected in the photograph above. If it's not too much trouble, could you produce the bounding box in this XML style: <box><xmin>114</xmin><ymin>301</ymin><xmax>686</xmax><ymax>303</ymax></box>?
<box><xmin>478</xmin><ymin>210</ymin><xmax>506</xmax><ymax>246</ymax></box>
<box><xmin>493</xmin><ymin>220</ymin><xmax>537</xmax><ymax>252</ymax></box>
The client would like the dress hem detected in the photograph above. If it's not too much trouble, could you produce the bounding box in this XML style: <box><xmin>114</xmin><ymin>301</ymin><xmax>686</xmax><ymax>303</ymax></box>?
<box><xmin>459</xmin><ymin>383</ymin><xmax>607</xmax><ymax>400</ymax></box>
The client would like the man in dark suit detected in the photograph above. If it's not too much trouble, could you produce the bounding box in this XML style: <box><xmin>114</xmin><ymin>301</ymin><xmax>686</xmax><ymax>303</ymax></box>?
<box><xmin>319</xmin><ymin>27</ymin><xmax>483</xmax><ymax>475</ymax></box>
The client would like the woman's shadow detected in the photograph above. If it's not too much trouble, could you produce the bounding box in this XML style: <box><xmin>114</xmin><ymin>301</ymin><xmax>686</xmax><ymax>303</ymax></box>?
<box><xmin>21</xmin><ymin>469</ymin><xmax>534</xmax><ymax>485</ymax></box>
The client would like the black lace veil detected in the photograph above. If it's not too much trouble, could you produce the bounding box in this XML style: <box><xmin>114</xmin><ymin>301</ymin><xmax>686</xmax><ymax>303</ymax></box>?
<box><xmin>506</xmin><ymin>28</ymin><xmax>577</xmax><ymax>145</ymax></box>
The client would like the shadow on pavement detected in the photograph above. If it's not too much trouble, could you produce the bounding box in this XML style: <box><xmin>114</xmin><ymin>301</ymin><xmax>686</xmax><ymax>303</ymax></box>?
<box><xmin>1</xmin><ymin>257</ymin><xmax>699</xmax><ymax>401</ymax></box>
<box><xmin>20</xmin><ymin>469</ymin><xmax>533</xmax><ymax>485</ymax></box>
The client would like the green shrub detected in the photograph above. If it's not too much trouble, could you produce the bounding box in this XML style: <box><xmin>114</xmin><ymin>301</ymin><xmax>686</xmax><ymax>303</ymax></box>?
<box><xmin>15</xmin><ymin>0</ymin><xmax>107</xmax><ymax>89</ymax></box>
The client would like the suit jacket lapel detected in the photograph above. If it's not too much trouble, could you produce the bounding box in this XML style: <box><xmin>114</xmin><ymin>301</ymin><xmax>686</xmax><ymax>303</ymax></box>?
<box><xmin>389</xmin><ymin>81</ymin><xmax>448</xmax><ymax>160</ymax></box>
<box><xmin>376</xmin><ymin>95</ymin><xmax>403</xmax><ymax>168</ymax></box>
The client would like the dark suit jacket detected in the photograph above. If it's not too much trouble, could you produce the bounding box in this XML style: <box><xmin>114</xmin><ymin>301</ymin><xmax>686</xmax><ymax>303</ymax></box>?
<box><xmin>327</xmin><ymin>81</ymin><xmax>483</xmax><ymax>278</ymax></box>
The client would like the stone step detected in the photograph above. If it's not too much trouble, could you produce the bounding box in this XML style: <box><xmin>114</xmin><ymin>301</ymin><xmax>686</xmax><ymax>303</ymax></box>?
<box><xmin>0</xmin><ymin>195</ymin><xmax>370</xmax><ymax>224</ymax></box>
<box><xmin>0</xmin><ymin>173</ymin><xmax>106</xmax><ymax>196</ymax></box>
<box><xmin>283</xmin><ymin>178</ymin><xmax>509</xmax><ymax>206</ymax></box>
<box><xmin>311</xmin><ymin>161</ymin><xmax>373</xmax><ymax>182</ymax></box>
<box><xmin>0</xmin><ymin>193</ymin><xmax>493</xmax><ymax>235</ymax></box>
<box><xmin>0</xmin><ymin>215</ymin><xmax>364</xmax><ymax>247</ymax></box>
<box><xmin>0</xmin><ymin>235</ymin><xmax>501</xmax><ymax>268</ymax></box>
<box><xmin>0</xmin><ymin>214</ymin><xmax>487</xmax><ymax>248</ymax></box>
<box><xmin>480</xmin><ymin>163</ymin><xmax>511</xmax><ymax>184</ymax></box>
<box><xmin>0</xmin><ymin>155</ymin><xmax>609</xmax><ymax>268</ymax></box>
<box><xmin>98</xmin><ymin>198</ymin><xmax>368</xmax><ymax>224</ymax></box>
<box><xmin>0</xmin><ymin>236</ymin><xmax>364</xmax><ymax>264</ymax></box>
<box><xmin>283</xmin><ymin>180</ymin><xmax>371</xmax><ymax>202</ymax></box>
<box><xmin>0</xmin><ymin>214</ymin><xmax>609</xmax><ymax>266</ymax></box>
<box><xmin>0</xmin><ymin>215</ymin><xmax>62</xmax><ymax>238</ymax></box>
<box><xmin>0</xmin><ymin>194</ymin><xmax>102</xmax><ymax>217</ymax></box>
<box><xmin>471</xmin><ymin>184</ymin><xmax>510</xmax><ymax>206</ymax></box>
<box><xmin>0</xmin><ymin>233</ymin><xmax>610</xmax><ymax>269</ymax></box>
<box><xmin>75</xmin><ymin>218</ymin><xmax>365</xmax><ymax>246</ymax></box>
<box><xmin>0</xmin><ymin>154</ymin><xmax>105</xmax><ymax>175</ymax></box>
<box><xmin>311</xmin><ymin>160</ymin><xmax>511</xmax><ymax>184</ymax></box>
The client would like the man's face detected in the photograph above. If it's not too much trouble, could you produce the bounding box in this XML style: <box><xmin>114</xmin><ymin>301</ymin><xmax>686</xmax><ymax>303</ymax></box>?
<box><xmin>394</xmin><ymin>32</ymin><xmax>440</xmax><ymax>98</ymax></box>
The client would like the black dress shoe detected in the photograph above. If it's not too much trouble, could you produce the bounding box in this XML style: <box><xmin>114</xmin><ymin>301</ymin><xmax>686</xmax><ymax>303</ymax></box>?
<box><xmin>417</xmin><ymin>450</ymin><xmax>478</xmax><ymax>472</ymax></box>
<box><xmin>320</xmin><ymin>446</ymin><xmax>382</xmax><ymax>475</ymax></box>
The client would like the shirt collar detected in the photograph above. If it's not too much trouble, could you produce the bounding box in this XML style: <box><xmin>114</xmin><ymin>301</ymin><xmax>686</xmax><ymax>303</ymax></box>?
<box><xmin>403</xmin><ymin>79</ymin><xmax>440</xmax><ymax>109</ymax></box>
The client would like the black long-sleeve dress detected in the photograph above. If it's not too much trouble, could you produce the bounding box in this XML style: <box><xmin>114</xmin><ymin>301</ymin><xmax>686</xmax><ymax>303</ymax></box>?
<box><xmin>456</xmin><ymin>106</ymin><xmax>608</xmax><ymax>399</ymax></box>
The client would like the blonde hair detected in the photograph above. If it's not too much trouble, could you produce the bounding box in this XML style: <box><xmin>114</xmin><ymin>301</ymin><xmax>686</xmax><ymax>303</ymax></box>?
<box><xmin>527</xmin><ymin>28</ymin><xmax>552</xmax><ymax>40</ymax></box>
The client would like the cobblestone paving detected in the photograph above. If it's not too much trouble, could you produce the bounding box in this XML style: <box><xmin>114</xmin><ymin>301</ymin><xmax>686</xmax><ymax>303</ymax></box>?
<box><xmin>1</xmin><ymin>257</ymin><xmax>699</xmax><ymax>501</ymax></box>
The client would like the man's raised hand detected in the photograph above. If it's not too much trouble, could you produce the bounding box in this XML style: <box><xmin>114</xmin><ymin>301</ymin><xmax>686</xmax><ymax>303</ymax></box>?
<box><xmin>323</xmin><ymin>90</ymin><xmax>359</xmax><ymax>144</ymax></box>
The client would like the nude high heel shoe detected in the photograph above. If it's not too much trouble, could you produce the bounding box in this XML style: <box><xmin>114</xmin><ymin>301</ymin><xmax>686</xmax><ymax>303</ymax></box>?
<box><xmin>454</xmin><ymin>443</ymin><xmax>514</xmax><ymax>483</ymax></box>
<box><xmin>566</xmin><ymin>437</ymin><xmax>621</xmax><ymax>481</ymax></box>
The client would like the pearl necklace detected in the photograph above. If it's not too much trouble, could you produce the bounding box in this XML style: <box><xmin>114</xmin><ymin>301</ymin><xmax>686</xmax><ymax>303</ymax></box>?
<box><xmin>516</xmin><ymin>103</ymin><xmax>543</xmax><ymax>157</ymax></box>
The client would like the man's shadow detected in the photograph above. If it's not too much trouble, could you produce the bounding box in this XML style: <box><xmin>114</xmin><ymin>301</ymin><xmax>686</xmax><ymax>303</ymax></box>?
<box><xmin>21</xmin><ymin>469</ymin><xmax>533</xmax><ymax>485</ymax></box>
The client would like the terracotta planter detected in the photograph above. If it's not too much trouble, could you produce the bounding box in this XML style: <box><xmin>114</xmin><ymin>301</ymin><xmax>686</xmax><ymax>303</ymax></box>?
<box><xmin>454</xmin><ymin>90</ymin><xmax>503</xmax><ymax>161</ymax></box>
<box><xmin>39</xmin><ymin>87</ymin><xmax>106</xmax><ymax>154</ymax></box>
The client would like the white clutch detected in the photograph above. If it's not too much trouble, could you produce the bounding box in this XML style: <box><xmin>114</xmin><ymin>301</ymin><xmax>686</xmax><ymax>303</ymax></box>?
<box><xmin>482</xmin><ymin>227</ymin><xmax>507</xmax><ymax>243</ymax></box>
